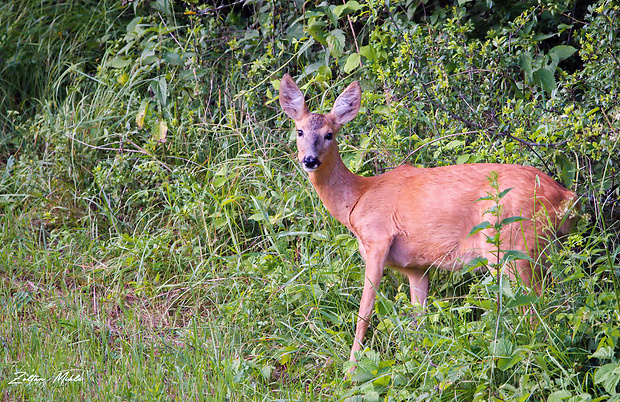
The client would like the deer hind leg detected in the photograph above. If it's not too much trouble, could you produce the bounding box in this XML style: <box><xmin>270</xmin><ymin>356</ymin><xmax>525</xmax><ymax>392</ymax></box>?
<box><xmin>349</xmin><ymin>241</ymin><xmax>390</xmax><ymax>363</ymax></box>
<box><xmin>405</xmin><ymin>268</ymin><xmax>429</xmax><ymax>307</ymax></box>
<box><xmin>507</xmin><ymin>230</ymin><xmax>547</xmax><ymax>296</ymax></box>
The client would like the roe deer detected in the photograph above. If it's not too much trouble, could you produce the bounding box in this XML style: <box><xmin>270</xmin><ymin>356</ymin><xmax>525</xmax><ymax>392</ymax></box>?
<box><xmin>278</xmin><ymin>73</ymin><xmax>578</xmax><ymax>365</ymax></box>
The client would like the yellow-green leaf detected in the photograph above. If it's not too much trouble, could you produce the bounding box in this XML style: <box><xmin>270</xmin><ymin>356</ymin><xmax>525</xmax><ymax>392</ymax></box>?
<box><xmin>152</xmin><ymin>119</ymin><xmax>168</xmax><ymax>143</ymax></box>
<box><xmin>344</xmin><ymin>53</ymin><xmax>361</xmax><ymax>73</ymax></box>
<box><xmin>136</xmin><ymin>100</ymin><xmax>148</xmax><ymax>128</ymax></box>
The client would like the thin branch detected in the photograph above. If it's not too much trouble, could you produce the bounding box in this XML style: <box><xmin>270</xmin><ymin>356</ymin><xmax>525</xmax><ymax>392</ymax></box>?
<box><xmin>399</xmin><ymin>131</ymin><xmax>478</xmax><ymax>166</ymax></box>
<box><xmin>342</xmin><ymin>0</ymin><xmax>362</xmax><ymax>68</ymax></box>
<box><xmin>184</xmin><ymin>0</ymin><xmax>245</xmax><ymax>16</ymax></box>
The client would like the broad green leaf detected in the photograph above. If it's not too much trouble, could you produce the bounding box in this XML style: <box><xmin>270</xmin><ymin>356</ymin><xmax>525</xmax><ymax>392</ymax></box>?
<box><xmin>445</xmin><ymin>139</ymin><xmax>465</xmax><ymax>150</ymax></box>
<box><xmin>533</xmin><ymin>32</ymin><xmax>555</xmax><ymax>41</ymax></box>
<box><xmin>498</xmin><ymin>352</ymin><xmax>522</xmax><ymax>371</ymax></box>
<box><xmin>533</xmin><ymin>67</ymin><xmax>556</xmax><ymax>95</ymax></box>
<box><xmin>150</xmin><ymin>77</ymin><xmax>168</xmax><ymax>108</ymax></box>
<box><xmin>306</xmin><ymin>19</ymin><xmax>327</xmax><ymax>45</ymax></box>
<box><xmin>326</xmin><ymin>29</ymin><xmax>345</xmax><ymax>58</ymax></box>
<box><xmin>594</xmin><ymin>362</ymin><xmax>620</xmax><ymax>394</ymax></box>
<box><xmin>463</xmin><ymin>257</ymin><xmax>488</xmax><ymax>272</ymax></box>
<box><xmin>163</xmin><ymin>51</ymin><xmax>183</xmax><ymax>66</ymax></box>
<box><xmin>548</xmin><ymin>390</ymin><xmax>572</xmax><ymax>402</ymax></box>
<box><xmin>344</xmin><ymin>53</ymin><xmax>361</xmax><ymax>73</ymax></box>
<box><xmin>242</xmin><ymin>29</ymin><xmax>259</xmax><ymax>42</ymax></box>
<box><xmin>556</xmin><ymin>153</ymin><xmax>576</xmax><ymax>187</ymax></box>
<box><xmin>548</xmin><ymin>52</ymin><xmax>561</xmax><ymax>69</ymax></box>
<box><xmin>456</xmin><ymin>154</ymin><xmax>471</xmax><ymax>164</ymax></box>
<box><xmin>518</xmin><ymin>53</ymin><xmax>533</xmax><ymax>80</ymax></box>
<box><xmin>107</xmin><ymin>56</ymin><xmax>132</xmax><ymax>69</ymax></box>
<box><xmin>117</xmin><ymin>73</ymin><xmax>128</xmax><ymax>85</ymax></box>
<box><xmin>333</xmin><ymin>1</ymin><xmax>361</xmax><ymax>18</ymax></box>
<box><xmin>590</xmin><ymin>345</ymin><xmax>614</xmax><ymax>360</ymax></box>
<box><xmin>506</xmin><ymin>292</ymin><xmax>538</xmax><ymax>308</ymax></box>
<box><xmin>376</xmin><ymin>317</ymin><xmax>395</xmax><ymax>332</ymax></box>
<box><xmin>248</xmin><ymin>212</ymin><xmax>265</xmax><ymax>222</ymax></box>
<box><xmin>489</xmin><ymin>338</ymin><xmax>513</xmax><ymax>357</ymax></box>
<box><xmin>360</xmin><ymin>45</ymin><xmax>376</xmax><ymax>61</ymax></box>
<box><xmin>278</xmin><ymin>345</ymin><xmax>297</xmax><ymax>365</ymax></box>
<box><xmin>549</xmin><ymin>45</ymin><xmax>577</xmax><ymax>61</ymax></box>
<box><xmin>260</xmin><ymin>365</ymin><xmax>272</xmax><ymax>379</ymax></box>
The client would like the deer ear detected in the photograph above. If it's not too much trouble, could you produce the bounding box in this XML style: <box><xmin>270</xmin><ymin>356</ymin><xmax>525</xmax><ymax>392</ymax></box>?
<box><xmin>279</xmin><ymin>74</ymin><xmax>309</xmax><ymax>121</ymax></box>
<box><xmin>328</xmin><ymin>81</ymin><xmax>361</xmax><ymax>127</ymax></box>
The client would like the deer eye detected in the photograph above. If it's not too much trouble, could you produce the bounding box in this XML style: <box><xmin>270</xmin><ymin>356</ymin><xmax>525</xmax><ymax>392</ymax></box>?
<box><xmin>324</xmin><ymin>132</ymin><xmax>333</xmax><ymax>140</ymax></box>
<box><xmin>297</xmin><ymin>130</ymin><xmax>303</xmax><ymax>137</ymax></box>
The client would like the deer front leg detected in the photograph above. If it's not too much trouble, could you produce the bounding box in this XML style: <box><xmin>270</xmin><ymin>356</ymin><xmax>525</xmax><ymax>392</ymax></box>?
<box><xmin>349</xmin><ymin>242</ymin><xmax>389</xmax><ymax>363</ymax></box>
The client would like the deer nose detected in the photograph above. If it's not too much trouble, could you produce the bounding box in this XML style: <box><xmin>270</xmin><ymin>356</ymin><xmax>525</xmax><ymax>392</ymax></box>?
<box><xmin>302</xmin><ymin>155</ymin><xmax>321</xmax><ymax>171</ymax></box>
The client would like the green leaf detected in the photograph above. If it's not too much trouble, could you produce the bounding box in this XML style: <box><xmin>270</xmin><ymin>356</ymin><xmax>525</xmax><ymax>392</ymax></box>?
<box><xmin>590</xmin><ymin>346</ymin><xmax>615</xmax><ymax>360</ymax></box>
<box><xmin>463</xmin><ymin>257</ymin><xmax>488</xmax><ymax>272</ymax></box>
<box><xmin>107</xmin><ymin>56</ymin><xmax>132</xmax><ymax>69</ymax></box>
<box><xmin>306</xmin><ymin>19</ymin><xmax>327</xmax><ymax>45</ymax></box>
<box><xmin>456</xmin><ymin>154</ymin><xmax>471</xmax><ymax>165</ymax></box>
<box><xmin>260</xmin><ymin>365</ymin><xmax>272</xmax><ymax>379</ymax></box>
<box><xmin>359</xmin><ymin>45</ymin><xmax>376</xmax><ymax>61</ymax></box>
<box><xmin>242</xmin><ymin>29</ymin><xmax>259</xmax><ymax>42</ymax></box>
<box><xmin>499</xmin><ymin>216</ymin><xmax>527</xmax><ymax>227</ymax></box>
<box><xmin>376</xmin><ymin>318</ymin><xmax>395</xmax><ymax>332</ymax></box>
<box><xmin>489</xmin><ymin>338</ymin><xmax>513</xmax><ymax>357</ymax></box>
<box><xmin>500</xmin><ymin>250</ymin><xmax>533</xmax><ymax>264</ymax></box>
<box><xmin>445</xmin><ymin>139</ymin><xmax>465</xmax><ymax>150</ymax></box>
<box><xmin>297</xmin><ymin>37</ymin><xmax>315</xmax><ymax>56</ymax></box>
<box><xmin>344</xmin><ymin>52</ymin><xmax>361</xmax><ymax>73</ymax></box>
<box><xmin>150</xmin><ymin>76</ymin><xmax>168</xmax><ymax>108</ymax></box>
<box><xmin>498</xmin><ymin>352</ymin><xmax>522</xmax><ymax>371</ymax></box>
<box><xmin>532</xmin><ymin>32</ymin><xmax>555</xmax><ymax>41</ymax></box>
<box><xmin>532</xmin><ymin>67</ymin><xmax>556</xmax><ymax>95</ymax></box>
<box><xmin>326</xmin><ymin>29</ymin><xmax>345</xmax><ymax>58</ymax></box>
<box><xmin>594</xmin><ymin>362</ymin><xmax>620</xmax><ymax>394</ymax></box>
<box><xmin>547</xmin><ymin>390</ymin><xmax>572</xmax><ymax>402</ymax></box>
<box><xmin>549</xmin><ymin>45</ymin><xmax>577</xmax><ymax>61</ymax></box>
<box><xmin>498</xmin><ymin>187</ymin><xmax>513</xmax><ymax>199</ymax></box>
<box><xmin>136</xmin><ymin>100</ymin><xmax>148</xmax><ymax>129</ymax></box>
<box><xmin>468</xmin><ymin>221</ymin><xmax>491</xmax><ymax>238</ymax></box>
<box><xmin>506</xmin><ymin>292</ymin><xmax>538</xmax><ymax>309</ymax></box>
<box><xmin>555</xmin><ymin>153</ymin><xmax>576</xmax><ymax>187</ymax></box>
<box><xmin>163</xmin><ymin>51</ymin><xmax>183</xmax><ymax>66</ymax></box>
<box><xmin>333</xmin><ymin>1</ymin><xmax>361</xmax><ymax>19</ymax></box>
<box><xmin>152</xmin><ymin>119</ymin><xmax>168</xmax><ymax>143</ymax></box>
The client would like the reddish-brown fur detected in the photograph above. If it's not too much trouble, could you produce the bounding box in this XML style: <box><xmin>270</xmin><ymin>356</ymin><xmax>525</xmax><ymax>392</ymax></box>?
<box><xmin>278</xmin><ymin>74</ymin><xmax>578</xmax><ymax>366</ymax></box>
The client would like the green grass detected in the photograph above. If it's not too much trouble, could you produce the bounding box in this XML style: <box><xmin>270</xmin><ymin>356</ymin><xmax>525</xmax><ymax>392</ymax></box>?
<box><xmin>1</xmin><ymin>205</ymin><xmax>617</xmax><ymax>399</ymax></box>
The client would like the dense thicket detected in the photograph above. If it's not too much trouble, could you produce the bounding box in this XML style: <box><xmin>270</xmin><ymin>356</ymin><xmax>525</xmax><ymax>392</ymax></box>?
<box><xmin>1</xmin><ymin>0</ymin><xmax>619</xmax><ymax>400</ymax></box>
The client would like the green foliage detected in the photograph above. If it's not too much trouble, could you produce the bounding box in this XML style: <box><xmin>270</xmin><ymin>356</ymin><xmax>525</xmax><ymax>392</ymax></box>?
<box><xmin>1</xmin><ymin>0</ymin><xmax>619</xmax><ymax>399</ymax></box>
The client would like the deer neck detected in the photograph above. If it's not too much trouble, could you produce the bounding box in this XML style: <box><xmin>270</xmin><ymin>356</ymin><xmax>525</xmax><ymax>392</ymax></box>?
<box><xmin>307</xmin><ymin>147</ymin><xmax>370</xmax><ymax>230</ymax></box>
